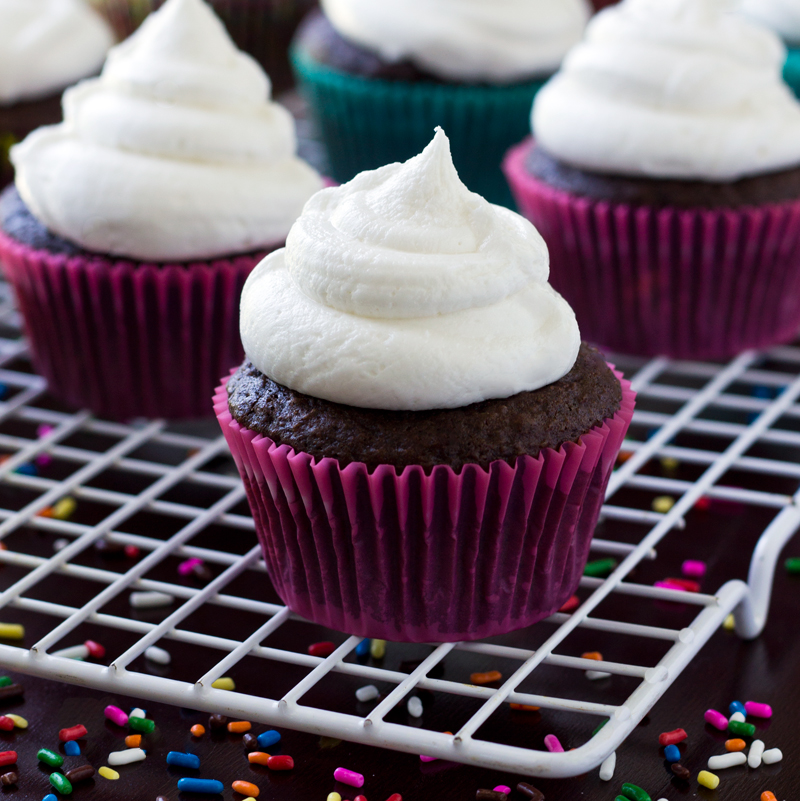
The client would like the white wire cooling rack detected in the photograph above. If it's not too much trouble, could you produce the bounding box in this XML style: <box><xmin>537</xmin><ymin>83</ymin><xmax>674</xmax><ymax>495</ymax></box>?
<box><xmin>0</xmin><ymin>275</ymin><xmax>798</xmax><ymax>779</ymax></box>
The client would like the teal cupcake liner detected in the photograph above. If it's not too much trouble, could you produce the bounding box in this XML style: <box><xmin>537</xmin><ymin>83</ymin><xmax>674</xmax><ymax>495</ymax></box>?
<box><xmin>291</xmin><ymin>45</ymin><xmax>547</xmax><ymax>208</ymax></box>
<box><xmin>784</xmin><ymin>47</ymin><xmax>800</xmax><ymax>99</ymax></box>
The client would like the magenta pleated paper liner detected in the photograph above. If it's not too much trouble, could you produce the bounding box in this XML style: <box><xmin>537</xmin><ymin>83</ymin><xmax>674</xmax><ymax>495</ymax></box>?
<box><xmin>214</xmin><ymin>370</ymin><xmax>635</xmax><ymax>643</ymax></box>
<box><xmin>504</xmin><ymin>139</ymin><xmax>800</xmax><ymax>359</ymax></box>
<box><xmin>0</xmin><ymin>230</ymin><xmax>272</xmax><ymax>420</ymax></box>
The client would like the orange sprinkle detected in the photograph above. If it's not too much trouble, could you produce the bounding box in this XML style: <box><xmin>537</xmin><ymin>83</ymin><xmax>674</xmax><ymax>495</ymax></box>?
<box><xmin>616</xmin><ymin>450</ymin><xmax>634</xmax><ymax>465</ymax></box>
<box><xmin>0</xmin><ymin>542</ymin><xmax>6</xmax><ymax>550</ymax></box>
<box><xmin>470</xmin><ymin>671</ymin><xmax>502</xmax><ymax>685</ymax></box>
<box><xmin>725</xmin><ymin>738</ymin><xmax>746</xmax><ymax>752</ymax></box>
<box><xmin>581</xmin><ymin>651</ymin><xmax>603</xmax><ymax>661</ymax></box>
<box><xmin>190</xmin><ymin>724</ymin><xmax>205</xmax><ymax>737</ymax></box>
<box><xmin>761</xmin><ymin>793</ymin><xmax>777</xmax><ymax>801</ymax></box>
<box><xmin>125</xmin><ymin>735</ymin><xmax>141</xmax><ymax>748</ymax></box>
<box><xmin>227</xmin><ymin>720</ymin><xmax>251</xmax><ymax>734</ymax></box>
<box><xmin>510</xmin><ymin>703</ymin><xmax>540</xmax><ymax>712</ymax></box>
<box><xmin>232</xmin><ymin>780</ymin><xmax>260</xmax><ymax>797</ymax></box>
<box><xmin>248</xmin><ymin>752</ymin><xmax>271</xmax><ymax>766</ymax></box>
<box><xmin>559</xmin><ymin>595</ymin><xmax>580</xmax><ymax>613</ymax></box>
<box><xmin>36</xmin><ymin>507</ymin><xmax>54</xmax><ymax>518</ymax></box>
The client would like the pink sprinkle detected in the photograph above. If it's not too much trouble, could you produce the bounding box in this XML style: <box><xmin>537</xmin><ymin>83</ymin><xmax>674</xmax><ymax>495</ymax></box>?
<box><xmin>681</xmin><ymin>560</ymin><xmax>707</xmax><ymax>578</ymax></box>
<box><xmin>655</xmin><ymin>580</ymin><xmax>686</xmax><ymax>591</ymax></box>
<box><xmin>704</xmin><ymin>709</ymin><xmax>728</xmax><ymax>730</ymax></box>
<box><xmin>35</xmin><ymin>453</ymin><xmax>53</xmax><ymax>468</ymax></box>
<box><xmin>104</xmin><ymin>705</ymin><xmax>129</xmax><ymax>727</ymax></box>
<box><xmin>178</xmin><ymin>558</ymin><xmax>203</xmax><ymax>576</ymax></box>
<box><xmin>744</xmin><ymin>701</ymin><xmax>772</xmax><ymax>718</ymax></box>
<box><xmin>36</xmin><ymin>425</ymin><xmax>55</xmax><ymax>439</ymax></box>
<box><xmin>419</xmin><ymin>755</ymin><xmax>437</xmax><ymax>762</ymax></box>
<box><xmin>84</xmin><ymin>640</ymin><xmax>105</xmax><ymax>658</ymax></box>
<box><xmin>544</xmin><ymin>734</ymin><xmax>564</xmax><ymax>753</ymax></box>
<box><xmin>494</xmin><ymin>786</ymin><xmax>511</xmax><ymax>794</ymax></box>
<box><xmin>665</xmin><ymin>578</ymin><xmax>700</xmax><ymax>593</ymax></box>
<box><xmin>333</xmin><ymin>767</ymin><xmax>364</xmax><ymax>787</ymax></box>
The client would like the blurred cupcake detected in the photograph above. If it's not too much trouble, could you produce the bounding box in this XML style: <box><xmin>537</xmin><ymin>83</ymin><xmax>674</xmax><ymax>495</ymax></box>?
<box><xmin>505</xmin><ymin>0</ymin><xmax>800</xmax><ymax>359</ymax></box>
<box><xmin>91</xmin><ymin>0</ymin><xmax>317</xmax><ymax>93</ymax></box>
<box><xmin>291</xmin><ymin>0</ymin><xmax>590</xmax><ymax>207</ymax></box>
<box><xmin>1</xmin><ymin>0</ymin><xmax>113</xmax><ymax>188</ymax></box>
<box><xmin>739</xmin><ymin>0</ymin><xmax>800</xmax><ymax>97</ymax></box>
<box><xmin>0</xmin><ymin>0</ymin><xmax>322</xmax><ymax>420</ymax></box>
<box><xmin>216</xmin><ymin>130</ymin><xmax>635</xmax><ymax>642</ymax></box>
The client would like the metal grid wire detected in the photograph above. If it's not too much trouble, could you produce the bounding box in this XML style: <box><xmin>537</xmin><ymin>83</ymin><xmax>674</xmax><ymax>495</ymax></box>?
<box><xmin>0</xmin><ymin>276</ymin><xmax>798</xmax><ymax>779</ymax></box>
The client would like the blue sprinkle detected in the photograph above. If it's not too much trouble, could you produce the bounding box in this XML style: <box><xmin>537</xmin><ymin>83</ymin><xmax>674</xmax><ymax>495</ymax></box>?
<box><xmin>177</xmin><ymin>778</ymin><xmax>224</xmax><ymax>794</ymax></box>
<box><xmin>729</xmin><ymin>700</ymin><xmax>746</xmax><ymax>717</ymax></box>
<box><xmin>0</xmin><ymin>384</ymin><xmax>7</xmax><ymax>400</ymax></box>
<box><xmin>355</xmin><ymin>639</ymin><xmax>371</xmax><ymax>657</ymax></box>
<box><xmin>257</xmin><ymin>729</ymin><xmax>281</xmax><ymax>749</ymax></box>
<box><xmin>43</xmin><ymin>796</ymin><xmax>58</xmax><ymax>801</ymax></box>
<box><xmin>664</xmin><ymin>744</ymin><xmax>681</xmax><ymax>763</ymax></box>
<box><xmin>166</xmin><ymin>751</ymin><xmax>200</xmax><ymax>770</ymax></box>
<box><xmin>64</xmin><ymin>740</ymin><xmax>80</xmax><ymax>756</ymax></box>
<box><xmin>752</xmin><ymin>386</ymin><xmax>773</xmax><ymax>399</ymax></box>
<box><xmin>14</xmin><ymin>463</ymin><xmax>37</xmax><ymax>476</ymax></box>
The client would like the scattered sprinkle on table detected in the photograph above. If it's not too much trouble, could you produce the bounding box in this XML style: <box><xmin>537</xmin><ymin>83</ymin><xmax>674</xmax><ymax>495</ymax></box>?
<box><xmin>49</xmin><ymin>772</ymin><xmax>73</xmax><ymax>794</ymax></box>
<box><xmin>0</xmin><ymin>624</ymin><xmax>24</xmax><ymax>640</ymax></box>
<box><xmin>663</xmin><ymin>745</ymin><xmax>680</xmax><ymax>763</ymax></box>
<box><xmin>761</xmin><ymin>792</ymin><xmax>777</xmax><ymax>801</ymax></box>
<box><xmin>232</xmin><ymin>780</ymin><xmax>260</xmax><ymax>796</ymax></box>
<box><xmin>761</xmin><ymin>748</ymin><xmax>782</xmax><ymax>764</ymax></box>
<box><xmin>356</xmin><ymin>685</ymin><xmax>379</xmax><ymax>702</ymax></box>
<box><xmin>190</xmin><ymin>724</ymin><xmax>205</xmax><ymax>737</ymax></box>
<box><xmin>748</xmin><ymin>739</ymin><xmax>766</xmax><ymax>768</ymax></box>
<box><xmin>697</xmin><ymin>770</ymin><xmax>719</xmax><ymax>789</ymax></box>
<box><xmin>125</xmin><ymin>734</ymin><xmax>141</xmax><ymax>748</ymax></box>
<box><xmin>407</xmin><ymin>696</ymin><xmax>423</xmax><ymax>717</ymax></box>
<box><xmin>256</xmin><ymin>730</ymin><xmax>281</xmax><ymax>748</ymax></box>
<box><xmin>167</xmin><ymin>751</ymin><xmax>200</xmax><ymax>769</ymax></box>
<box><xmin>651</xmin><ymin>496</ymin><xmax>675</xmax><ymax>513</ymax></box>
<box><xmin>785</xmin><ymin>556</ymin><xmax>800</xmax><ymax>574</ymax></box>
<box><xmin>108</xmin><ymin>748</ymin><xmax>146</xmax><ymax>766</ymax></box>
<box><xmin>583</xmin><ymin>558</ymin><xmax>617</xmax><ymax>577</ymax></box>
<box><xmin>98</xmin><ymin>766</ymin><xmax>119</xmax><ymax>780</ymax></box>
<box><xmin>370</xmin><ymin>639</ymin><xmax>386</xmax><ymax>659</ymax></box>
<box><xmin>248</xmin><ymin>752</ymin><xmax>271</xmax><ymax>766</ymax></box>
<box><xmin>308</xmin><ymin>641</ymin><xmax>336</xmax><ymax>658</ymax></box>
<box><xmin>681</xmin><ymin>559</ymin><xmax>706</xmax><ymax>577</ymax></box>
<box><xmin>266</xmin><ymin>755</ymin><xmax>293</xmax><ymax>770</ymax></box>
<box><xmin>104</xmin><ymin>705</ymin><xmax>128</xmax><ymax>726</ymax></box>
<box><xmin>144</xmin><ymin>645</ymin><xmax>171</xmax><ymax>665</ymax></box>
<box><xmin>65</xmin><ymin>765</ymin><xmax>95</xmax><ymax>783</ymax></box>
<box><xmin>128</xmin><ymin>716</ymin><xmax>155</xmax><ymax>733</ymax></box>
<box><xmin>227</xmin><ymin>720</ymin><xmax>251</xmax><ymax>733</ymax></box>
<box><xmin>327</xmin><ymin>794</ymin><xmax>341</xmax><ymax>801</ymax></box>
<box><xmin>620</xmin><ymin>782</ymin><xmax>651</xmax><ymax>801</ymax></box>
<box><xmin>544</xmin><ymin>734</ymin><xmax>563</xmax><ymax>753</ymax></box>
<box><xmin>599</xmin><ymin>751</ymin><xmax>616</xmax><ymax>781</ymax></box>
<box><xmin>723</xmin><ymin>614</ymin><xmax>735</xmax><ymax>630</ymax></box>
<box><xmin>725</xmin><ymin>738</ymin><xmax>746</xmax><ymax>751</ymax></box>
<box><xmin>728</xmin><ymin>719</ymin><xmax>755</xmax><ymax>737</ymax></box>
<box><xmin>670</xmin><ymin>763</ymin><xmax>690</xmax><ymax>780</ymax></box>
<box><xmin>333</xmin><ymin>767</ymin><xmax>364</xmax><ymax>787</ymax></box>
<box><xmin>177</xmin><ymin>778</ymin><xmax>224</xmax><ymax>794</ymax></box>
<box><xmin>745</xmin><ymin>701</ymin><xmax>772</xmax><ymax>718</ymax></box>
<box><xmin>3</xmin><ymin>714</ymin><xmax>25</xmax><ymax>729</ymax></box>
<box><xmin>470</xmin><ymin>670</ymin><xmax>502</xmax><ymax>685</ymax></box>
<box><xmin>211</xmin><ymin>677</ymin><xmax>235</xmax><ymax>690</ymax></box>
<box><xmin>59</xmin><ymin>724</ymin><xmax>87</xmax><ymax>742</ymax></box>
<box><xmin>64</xmin><ymin>740</ymin><xmax>80</xmax><ymax>756</ymax></box>
<box><xmin>704</xmin><ymin>709</ymin><xmax>728</xmax><ymax>730</ymax></box>
<box><xmin>0</xmin><ymin>752</ymin><xmax>17</xmax><ymax>768</ymax></box>
<box><xmin>37</xmin><ymin>748</ymin><xmax>64</xmax><ymax>767</ymax></box>
<box><xmin>129</xmin><ymin>591</ymin><xmax>173</xmax><ymax>608</ymax></box>
<box><xmin>708</xmin><ymin>752</ymin><xmax>746</xmax><ymax>770</ymax></box>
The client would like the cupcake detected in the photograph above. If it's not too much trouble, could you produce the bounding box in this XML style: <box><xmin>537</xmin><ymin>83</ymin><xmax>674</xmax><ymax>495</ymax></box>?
<box><xmin>291</xmin><ymin>0</ymin><xmax>590</xmax><ymax>207</ymax></box>
<box><xmin>1</xmin><ymin>0</ymin><xmax>114</xmax><ymax>188</ymax></box>
<box><xmin>0</xmin><ymin>0</ymin><xmax>322</xmax><ymax>420</ymax></box>
<box><xmin>215</xmin><ymin>129</ymin><xmax>635</xmax><ymax>643</ymax></box>
<box><xmin>504</xmin><ymin>0</ymin><xmax>800</xmax><ymax>360</ymax></box>
<box><xmin>739</xmin><ymin>0</ymin><xmax>800</xmax><ymax>97</ymax></box>
<box><xmin>90</xmin><ymin>0</ymin><xmax>318</xmax><ymax>94</ymax></box>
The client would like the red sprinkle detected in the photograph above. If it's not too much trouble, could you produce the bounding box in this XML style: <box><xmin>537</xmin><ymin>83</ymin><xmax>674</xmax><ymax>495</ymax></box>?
<box><xmin>659</xmin><ymin>728</ymin><xmax>688</xmax><ymax>746</ymax></box>
<box><xmin>0</xmin><ymin>753</ymin><xmax>16</xmax><ymax>768</ymax></box>
<box><xmin>308</xmin><ymin>641</ymin><xmax>336</xmax><ymax>658</ymax></box>
<box><xmin>124</xmin><ymin>545</ymin><xmax>140</xmax><ymax>559</ymax></box>
<box><xmin>694</xmin><ymin>496</ymin><xmax>711</xmax><ymax>511</ymax></box>
<box><xmin>665</xmin><ymin>578</ymin><xmax>701</xmax><ymax>592</ymax></box>
<box><xmin>559</xmin><ymin>595</ymin><xmax>580</xmax><ymax>613</ymax></box>
<box><xmin>267</xmin><ymin>755</ymin><xmax>294</xmax><ymax>771</ymax></box>
<box><xmin>59</xmin><ymin>724</ymin><xmax>88</xmax><ymax>742</ymax></box>
<box><xmin>84</xmin><ymin>640</ymin><xmax>105</xmax><ymax>659</ymax></box>
<box><xmin>355</xmin><ymin>797</ymin><xmax>368</xmax><ymax>801</ymax></box>
<box><xmin>385</xmin><ymin>795</ymin><xmax>403</xmax><ymax>801</ymax></box>
<box><xmin>0</xmin><ymin>718</ymin><xmax>13</xmax><ymax>732</ymax></box>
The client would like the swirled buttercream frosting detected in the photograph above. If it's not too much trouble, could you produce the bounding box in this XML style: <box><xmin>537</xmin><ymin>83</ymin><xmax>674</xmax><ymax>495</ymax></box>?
<box><xmin>740</xmin><ymin>0</ymin><xmax>800</xmax><ymax>45</ymax></box>
<box><xmin>240</xmin><ymin>129</ymin><xmax>580</xmax><ymax>411</ymax></box>
<box><xmin>0</xmin><ymin>0</ymin><xmax>113</xmax><ymax>105</ymax></box>
<box><xmin>11</xmin><ymin>0</ymin><xmax>322</xmax><ymax>261</ymax></box>
<box><xmin>532</xmin><ymin>0</ymin><xmax>800</xmax><ymax>181</ymax></box>
<box><xmin>319</xmin><ymin>0</ymin><xmax>591</xmax><ymax>83</ymax></box>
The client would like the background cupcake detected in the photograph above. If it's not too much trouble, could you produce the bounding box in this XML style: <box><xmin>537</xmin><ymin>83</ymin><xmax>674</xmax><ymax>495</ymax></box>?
<box><xmin>216</xmin><ymin>130</ymin><xmax>635</xmax><ymax>642</ymax></box>
<box><xmin>0</xmin><ymin>0</ymin><xmax>322</xmax><ymax>420</ymax></box>
<box><xmin>1</xmin><ymin>0</ymin><xmax>113</xmax><ymax>188</ymax></box>
<box><xmin>291</xmin><ymin>0</ymin><xmax>591</xmax><ymax>207</ymax></box>
<box><xmin>505</xmin><ymin>0</ymin><xmax>800</xmax><ymax>360</ymax></box>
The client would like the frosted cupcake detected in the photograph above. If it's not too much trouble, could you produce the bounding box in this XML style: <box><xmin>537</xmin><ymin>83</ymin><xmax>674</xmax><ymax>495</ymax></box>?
<box><xmin>291</xmin><ymin>0</ymin><xmax>590</xmax><ymax>207</ymax></box>
<box><xmin>504</xmin><ymin>0</ymin><xmax>800</xmax><ymax>359</ymax></box>
<box><xmin>1</xmin><ymin>0</ymin><xmax>113</xmax><ymax>188</ymax></box>
<box><xmin>0</xmin><ymin>0</ymin><xmax>322</xmax><ymax>420</ymax></box>
<box><xmin>740</xmin><ymin>0</ymin><xmax>800</xmax><ymax>97</ymax></box>
<box><xmin>216</xmin><ymin>130</ymin><xmax>635</xmax><ymax>642</ymax></box>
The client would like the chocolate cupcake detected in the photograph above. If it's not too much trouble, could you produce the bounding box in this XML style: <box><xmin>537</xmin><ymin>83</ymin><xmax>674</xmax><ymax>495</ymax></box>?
<box><xmin>291</xmin><ymin>0</ymin><xmax>590</xmax><ymax>206</ymax></box>
<box><xmin>505</xmin><ymin>0</ymin><xmax>800</xmax><ymax>359</ymax></box>
<box><xmin>216</xmin><ymin>130</ymin><xmax>635</xmax><ymax>642</ymax></box>
<box><xmin>0</xmin><ymin>0</ymin><xmax>113</xmax><ymax>188</ymax></box>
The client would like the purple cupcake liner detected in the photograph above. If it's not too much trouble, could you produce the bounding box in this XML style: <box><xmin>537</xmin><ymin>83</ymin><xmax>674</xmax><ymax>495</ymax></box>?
<box><xmin>214</xmin><ymin>369</ymin><xmax>636</xmax><ymax>642</ymax></box>
<box><xmin>0</xmin><ymin>229</ymin><xmax>275</xmax><ymax>420</ymax></box>
<box><xmin>504</xmin><ymin>138</ymin><xmax>800</xmax><ymax>359</ymax></box>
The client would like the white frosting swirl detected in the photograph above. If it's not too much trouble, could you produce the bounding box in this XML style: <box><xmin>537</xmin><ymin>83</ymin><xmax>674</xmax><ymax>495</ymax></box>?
<box><xmin>533</xmin><ymin>0</ymin><xmax>800</xmax><ymax>181</ymax></box>
<box><xmin>740</xmin><ymin>0</ymin><xmax>800</xmax><ymax>45</ymax></box>
<box><xmin>11</xmin><ymin>0</ymin><xmax>322</xmax><ymax>261</ymax></box>
<box><xmin>0</xmin><ymin>0</ymin><xmax>113</xmax><ymax>105</ymax></box>
<box><xmin>320</xmin><ymin>0</ymin><xmax>591</xmax><ymax>83</ymax></box>
<box><xmin>240</xmin><ymin>130</ymin><xmax>580</xmax><ymax>411</ymax></box>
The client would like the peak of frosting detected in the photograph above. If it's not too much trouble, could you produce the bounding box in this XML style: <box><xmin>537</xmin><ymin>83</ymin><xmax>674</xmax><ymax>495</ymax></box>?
<box><xmin>320</xmin><ymin>0</ymin><xmax>591</xmax><ymax>82</ymax></box>
<box><xmin>0</xmin><ymin>0</ymin><xmax>114</xmax><ymax>105</ymax></box>
<box><xmin>11</xmin><ymin>0</ymin><xmax>322</xmax><ymax>261</ymax></box>
<box><xmin>241</xmin><ymin>130</ymin><xmax>580</xmax><ymax>411</ymax></box>
<box><xmin>532</xmin><ymin>0</ymin><xmax>800</xmax><ymax>181</ymax></box>
<box><xmin>740</xmin><ymin>0</ymin><xmax>800</xmax><ymax>46</ymax></box>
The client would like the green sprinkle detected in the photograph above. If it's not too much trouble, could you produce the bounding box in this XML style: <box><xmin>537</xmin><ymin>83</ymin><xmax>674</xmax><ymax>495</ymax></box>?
<box><xmin>49</xmin><ymin>772</ymin><xmax>73</xmax><ymax>795</ymax></box>
<box><xmin>621</xmin><ymin>783</ymin><xmax>652</xmax><ymax>801</ymax></box>
<box><xmin>592</xmin><ymin>719</ymin><xmax>608</xmax><ymax>737</ymax></box>
<box><xmin>37</xmin><ymin>748</ymin><xmax>64</xmax><ymax>767</ymax></box>
<box><xmin>728</xmin><ymin>719</ymin><xmax>756</xmax><ymax>737</ymax></box>
<box><xmin>128</xmin><ymin>716</ymin><xmax>155</xmax><ymax>733</ymax></box>
<box><xmin>786</xmin><ymin>557</ymin><xmax>800</xmax><ymax>574</ymax></box>
<box><xmin>0</xmin><ymin>677</ymin><xmax>11</xmax><ymax>688</ymax></box>
<box><xmin>583</xmin><ymin>558</ymin><xmax>617</xmax><ymax>578</ymax></box>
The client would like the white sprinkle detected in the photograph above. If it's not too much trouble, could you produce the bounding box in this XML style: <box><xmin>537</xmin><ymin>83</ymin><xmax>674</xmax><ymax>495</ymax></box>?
<box><xmin>599</xmin><ymin>751</ymin><xmax>616</xmax><ymax>781</ymax></box>
<box><xmin>407</xmin><ymin>696</ymin><xmax>423</xmax><ymax>718</ymax></box>
<box><xmin>108</xmin><ymin>748</ymin><xmax>146</xmax><ymax>766</ymax></box>
<box><xmin>748</xmin><ymin>739</ymin><xmax>765</xmax><ymax>769</ymax></box>
<box><xmin>129</xmin><ymin>591</ymin><xmax>173</xmax><ymax>608</ymax></box>
<box><xmin>586</xmin><ymin>670</ymin><xmax>612</xmax><ymax>681</ymax></box>
<box><xmin>761</xmin><ymin>748</ymin><xmax>783</xmax><ymax>765</ymax></box>
<box><xmin>144</xmin><ymin>646</ymin><xmax>171</xmax><ymax>665</ymax></box>
<box><xmin>129</xmin><ymin>708</ymin><xmax>146</xmax><ymax>719</ymax></box>
<box><xmin>53</xmin><ymin>538</ymin><xmax>69</xmax><ymax>552</ymax></box>
<box><xmin>52</xmin><ymin>644</ymin><xmax>89</xmax><ymax>660</ymax></box>
<box><xmin>708</xmin><ymin>752</ymin><xmax>747</xmax><ymax>770</ymax></box>
<box><xmin>356</xmin><ymin>685</ymin><xmax>379</xmax><ymax>703</ymax></box>
<box><xmin>729</xmin><ymin>711</ymin><xmax>746</xmax><ymax>724</ymax></box>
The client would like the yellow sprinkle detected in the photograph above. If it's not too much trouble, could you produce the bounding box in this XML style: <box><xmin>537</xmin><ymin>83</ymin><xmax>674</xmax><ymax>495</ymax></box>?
<box><xmin>0</xmin><ymin>624</ymin><xmax>24</xmax><ymax>640</ymax></box>
<box><xmin>370</xmin><ymin>639</ymin><xmax>386</xmax><ymax>659</ymax></box>
<box><xmin>723</xmin><ymin>614</ymin><xmax>735</xmax><ymax>631</ymax></box>
<box><xmin>4</xmin><ymin>714</ymin><xmax>27</xmax><ymax>729</ymax></box>
<box><xmin>698</xmin><ymin>770</ymin><xmax>719</xmax><ymax>790</ymax></box>
<box><xmin>652</xmin><ymin>495</ymin><xmax>675</xmax><ymax>514</ymax></box>
<box><xmin>243</xmin><ymin>798</ymin><xmax>257</xmax><ymax>801</ymax></box>
<box><xmin>660</xmin><ymin>456</ymin><xmax>680</xmax><ymax>475</ymax></box>
<box><xmin>327</xmin><ymin>794</ymin><xmax>342</xmax><ymax>801</ymax></box>
<box><xmin>52</xmin><ymin>497</ymin><xmax>77</xmax><ymax>520</ymax></box>
<box><xmin>211</xmin><ymin>676</ymin><xmax>235</xmax><ymax>691</ymax></box>
<box><xmin>98</xmin><ymin>766</ymin><xmax>119</xmax><ymax>780</ymax></box>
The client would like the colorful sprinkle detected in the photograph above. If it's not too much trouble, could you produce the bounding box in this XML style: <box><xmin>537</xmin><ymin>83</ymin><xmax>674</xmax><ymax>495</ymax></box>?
<box><xmin>728</xmin><ymin>720</ymin><xmax>755</xmax><ymax>737</ymax></box>
<box><xmin>583</xmin><ymin>558</ymin><xmax>617</xmax><ymax>577</ymax></box>
<box><xmin>49</xmin><ymin>772</ymin><xmax>73</xmax><ymax>795</ymax></box>
<box><xmin>544</xmin><ymin>734</ymin><xmax>564</xmax><ymax>753</ymax></box>
<box><xmin>761</xmin><ymin>748</ymin><xmax>782</xmax><ymax>765</ymax></box>
<box><xmin>227</xmin><ymin>720</ymin><xmax>251</xmax><ymax>734</ymax></box>
<box><xmin>266</xmin><ymin>755</ymin><xmax>293</xmax><ymax>771</ymax></box>
<box><xmin>470</xmin><ymin>671</ymin><xmax>502</xmax><ymax>685</ymax></box>
<box><xmin>748</xmin><ymin>739</ymin><xmax>766</xmax><ymax>769</ymax></box>
<box><xmin>167</xmin><ymin>751</ymin><xmax>200</xmax><ymax>769</ymax></box>
<box><xmin>651</xmin><ymin>496</ymin><xmax>675</xmax><ymax>513</ymax></box>
<box><xmin>785</xmin><ymin>556</ymin><xmax>800</xmax><ymax>574</ymax></box>
<box><xmin>129</xmin><ymin>591</ymin><xmax>173</xmax><ymax>608</ymax></box>
<box><xmin>232</xmin><ymin>781</ymin><xmax>260</xmax><ymax>797</ymax></box>
<box><xmin>211</xmin><ymin>677</ymin><xmax>235</xmax><ymax>691</ymax></box>
<box><xmin>308</xmin><ymin>641</ymin><xmax>336</xmax><ymax>658</ymax></box>
<box><xmin>0</xmin><ymin>753</ymin><xmax>17</xmax><ymax>768</ymax></box>
<box><xmin>190</xmin><ymin>724</ymin><xmax>205</xmax><ymax>737</ymax></box>
<box><xmin>108</xmin><ymin>748</ymin><xmax>146</xmax><ymax>766</ymax></box>
<box><xmin>334</xmin><ymin>767</ymin><xmax>364</xmax><ymax>787</ymax></box>
<box><xmin>144</xmin><ymin>645</ymin><xmax>171</xmax><ymax>665</ymax></box>
<box><xmin>761</xmin><ymin>792</ymin><xmax>777</xmax><ymax>801</ymax></box>
<box><xmin>664</xmin><ymin>745</ymin><xmax>680</xmax><ymax>763</ymax></box>
<box><xmin>64</xmin><ymin>741</ymin><xmax>81</xmax><ymax>756</ymax></box>
<box><xmin>355</xmin><ymin>639</ymin><xmax>371</xmax><ymax>657</ymax></box>
<box><xmin>37</xmin><ymin>748</ymin><xmax>64</xmax><ymax>767</ymax></box>
<box><xmin>84</xmin><ymin>640</ymin><xmax>105</xmax><ymax>658</ymax></box>
<box><xmin>725</xmin><ymin>738</ymin><xmax>746</xmax><ymax>751</ymax></box>
<box><xmin>177</xmin><ymin>778</ymin><xmax>224</xmax><ymax>794</ymax></box>
<box><xmin>407</xmin><ymin>696</ymin><xmax>423</xmax><ymax>717</ymax></box>
<box><xmin>125</xmin><ymin>735</ymin><xmax>141</xmax><ymax>748</ymax></box>
<box><xmin>744</xmin><ymin>701</ymin><xmax>772</xmax><ymax>718</ymax></box>
<box><xmin>671</xmin><ymin>763</ymin><xmax>690</xmax><ymax>780</ymax></box>
<box><xmin>98</xmin><ymin>767</ymin><xmax>119</xmax><ymax>780</ymax></box>
<box><xmin>2</xmin><ymin>714</ymin><xmax>25</xmax><ymax>729</ymax></box>
<box><xmin>248</xmin><ymin>753</ymin><xmax>271</xmax><ymax>766</ymax></box>
<box><xmin>356</xmin><ymin>685</ymin><xmax>379</xmax><ymax>702</ymax></box>
<box><xmin>620</xmin><ymin>782</ymin><xmax>651</xmax><ymax>801</ymax></box>
<box><xmin>559</xmin><ymin>595</ymin><xmax>580</xmax><ymax>612</ymax></box>
<box><xmin>708</xmin><ymin>752</ymin><xmax>746</xmax><ymax>769</ymax></box>
<box><xmin>52</xmin><ymin>497</ymin><xmax>76</xmax><ymax>520</ymax></box>
<box><xmin>723</xmin><ymin>614</ymin><xmax>736</xmax><ymax>630</ymax></box>
<box><xmin>0</xmin><ymin>624</ymin><xmax>24</xmax><ymax>640</ymax></box>
<box><xmin>728</xmin><ymin>701</ymin><xmax>746</xmax><ymax>717</ymax></box>
<box><xmin>256</xmin><ymin>730</ymin><xmax>281</xmax><ymax>749</ymax></box>
<box><xmin>105</xmin><ymin>705</ymin><xmax>128</xmax><ymax>727</ymax></box>
<box><xmin>128</xmin><ymin>716</ymin><xmax>155</xmax><ymax>733</ymax></box>
<box><xmin>658</xmin><ymin>729</ymin><xmax>687</xmax><ymax>746</ymax></box>
<box><xmin>704</xmin><ymin>709</ymin><xmax>728</xmax><ymax>730</ymax></box>
<box><xmin>370</xmin><ymin>639</ymin><xmax>386</xmax><ymax>659</ymax></box>
<box><xmin>697</xmin><ymin>771</ymin><xmax>719</xmax><ymax>790</ymax></box>
<box><xmin>64</xmin><ymin>765</ymin><xmax>95</xmax><ymax>783</ymax></box>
